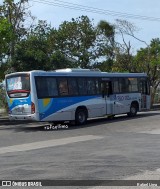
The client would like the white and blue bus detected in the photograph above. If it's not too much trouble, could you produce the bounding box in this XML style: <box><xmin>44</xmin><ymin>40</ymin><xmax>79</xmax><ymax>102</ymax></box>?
<box><xmin>5</xmin><ymin>68</ymin><xmax>150</xmax><ymax>125</ymax></box>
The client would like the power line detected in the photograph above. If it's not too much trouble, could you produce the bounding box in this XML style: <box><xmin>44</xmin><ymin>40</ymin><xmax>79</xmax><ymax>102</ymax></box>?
<box><xmin>30</xmin><ymin>0</ymin><xmax>160</xmax><ymax>22</ymax></box>
<box><xmin>52</xmin><ymin>0</ymin><xmax>160</xmax><ymax>21</ymax></box>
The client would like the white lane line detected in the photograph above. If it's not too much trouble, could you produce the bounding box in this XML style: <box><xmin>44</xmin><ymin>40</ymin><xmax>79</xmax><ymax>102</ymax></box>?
<box><xmin>0</xmin><ymin>135</ymin><xmax>103</xmax><ymax>155</ymax></box>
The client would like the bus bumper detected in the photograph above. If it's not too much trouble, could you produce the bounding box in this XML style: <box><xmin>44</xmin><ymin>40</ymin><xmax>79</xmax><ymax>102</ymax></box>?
<box><xmin>8</xmin><ymin>114</ymin><xmax>37</xmax><ymax>121</ymax></box>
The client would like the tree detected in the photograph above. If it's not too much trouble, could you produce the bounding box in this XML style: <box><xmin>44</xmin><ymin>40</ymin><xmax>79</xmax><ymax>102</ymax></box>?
<box><xmin>94</xmin><ymin>20</ymin><xmax>115</xmax><ymax>71</ymax></box>
<box><xmin>50</xmin><ymin>51</ymin><xmax>77</xmax><ymax>70</ymax></box>
<box><xmin>52</xmin><ymin>16</ymin><xmax>97</xmax><ymax>68</ymax></box>
<box><xmin>0</xmin><ymin>16</ymin><xmax>14</xmax><ymax>80</ymax></box>
<box><xmin>0</xmin><ymin>0</ymin><xmax>33</xmax><ymax>71</ymax></box>
<box><xmin>0</xmin><ymin>63</ymin><xmax>8</xmax><ymax>80</ymax></box>
<box><xmin>13</xmin><ymin>20</ymin><xmax>52</xmax><ymax>71</ymax></box>
<box><xmin>0</xmin><ymin>18</ymin><xmax>13</xmax><ymax>64</ymax></box>
<box><xmin>135</xmin><ymin>38</ymin><xmax>160</xmax><ymax>104</ymax></box>
<box><xmin>91</xmin><ymin>19</ymin><xmax>115</xmax><ymax>71</ymax></box>
<box><xmin>13</xmin><ymin>20</ymin><xmax>75</xmax><ymax>71</ymax></box>
<box><xmin>112</xmin><ymin>19</ymin><xmax>138</xmax><ymax>72</ymax></box>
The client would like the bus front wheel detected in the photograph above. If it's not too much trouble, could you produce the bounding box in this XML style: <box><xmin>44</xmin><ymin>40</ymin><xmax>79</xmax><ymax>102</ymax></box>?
<box><xmin>127</xmin><ymin>103</ymin><xmax>138</xmax><ymax>117</ymax></box>
<box><xmin>75</xmin><ymin>108</ymin><xmax>87</xmax><ymax>125</ymax></box>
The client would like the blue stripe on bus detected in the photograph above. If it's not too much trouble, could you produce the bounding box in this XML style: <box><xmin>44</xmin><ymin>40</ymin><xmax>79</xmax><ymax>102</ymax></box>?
<box><xmin>38</xmin><ymin>95</ymin><xmax>100</xmax><ymax>120</ymax></box>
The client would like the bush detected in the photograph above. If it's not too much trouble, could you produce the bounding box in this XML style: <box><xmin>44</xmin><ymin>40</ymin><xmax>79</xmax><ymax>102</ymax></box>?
<box><xmin>0</xmin><ymin>82</ymin><xmax>8</xmax><ymax>112</ymax></box>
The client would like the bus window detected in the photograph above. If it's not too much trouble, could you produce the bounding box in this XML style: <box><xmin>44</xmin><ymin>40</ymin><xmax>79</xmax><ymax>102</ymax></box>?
<box><xmin>22</xmin><ymin>76</ymin><xmax>30</xmax><ymax>90</ymax></box>
<box><xmin>46</xmin><ymin>77</ymin><xmax>58</xmax><ymax>96</ymax></box>
<box><xmin>78</xmin><ymin>78</ymin><xmax>87</xmax><ymax>95</ymax></box>
<box><xmin>95</xmin><ymin>79</ymin><xmax>101</xmax><ymax>94</ymax></box>
<box><xmin>87</xmin><ymin>78</ymin><xmax>96</xmax><ymax>95</ymax></box>
<box><xmin>128</xmin><ymin>78</ymin><xmax>138</xmax><ymax>92</ymax></box>
<box><xmin>68</xmin><ymin>78</ymin><xmax>78</xmax><ymax>95</ymax></box>
<box><xmin>58</xmin><ymin>78</ymin><xmax>69</xmax><ymax>96</ymax></box>
<box><xmin>112</xmin><ymin>78</ymin><xmax>119</xmax><ymax>93</ymax></box>
<box><xmin>36</xmin><ymin>77</ymin><xmax>48</xmax><ymax>98</ymax></box>
<box><xmin>119</xmin><ymin>78</ymin><xmax>129</xmax><ymax>93</ymax></box>
<box><xmin>35</xmin><ymin>77</ymin><xmax>58</xmax><ymax>98</ymax></box>
<box><xmin>6</xmin><ymin>74</ymin><xmax>30</xmax><ymax>98</ymax></box>
<box><xmin>6</xmin><ymin>75</ymin><xmax>30</xmax><ymax>91</ymax></box>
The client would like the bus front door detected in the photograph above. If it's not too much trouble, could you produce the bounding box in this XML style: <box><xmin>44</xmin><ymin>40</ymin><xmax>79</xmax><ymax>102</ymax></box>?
<box><xmin>101</xmin><ymin>80</ymin><xmax>113</xmax><ymax>115</ymax></box>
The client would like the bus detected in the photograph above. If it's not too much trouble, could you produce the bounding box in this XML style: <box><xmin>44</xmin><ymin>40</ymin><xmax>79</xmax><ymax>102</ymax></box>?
<box><xmin>5</xmin><ymin>68</ymin><xmax>150</xmax><ymax>125</ymax></box>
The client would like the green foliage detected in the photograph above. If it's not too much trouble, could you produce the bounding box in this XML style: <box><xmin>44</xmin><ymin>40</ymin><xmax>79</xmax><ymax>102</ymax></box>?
<box><xmin>136</xmin><ymin>38</ymin><xmax>160</xmax><ymax>81</ymax></box>
<box><xmin>95</xmin><ymin>20</ymin><xmax>115</xmax><ymax>71</ymax></box>
<box><xmin>12</xmin><ymin>20</ymin><xmax>75</xmax><ymax>71</ymax></box>
<box><xmin>93</xmin><ymin>59</ymin><xmax>113</xmax><ymax>72</ymax></box>
<box><xmin>52</xmin><ymin>16</ymin><xmax>97</xmax><ymax>68</ymax></box>
<box><xmin>13</xmin><ymin>38</ymin><xmax>51</xmax><ymax>71</ymax></box>
<box><xmin>0</xmin><ymin>0</ymin><xmax>31</xmax><ymax>70</ymax></box>
<box><xmin>135</xmin><ymin>38</ymin><xmax>160</xmax><ymax>104</ymax></box>
<box><xmin>0</xmin><ymin>63</ymin><xmax>8</xmax><ymax>80</ymax></box>
<box><xmin>13</xmin><ymin>21</ymin><xmax>52</xmax><ymax>71</ymax></box>
<box><xmin>112</xmin><ymin>52</ymin><xmax>135</xmax><ymax>72</ymax></box>
<box><xmin>0</xmin><ymin>18</ymin><xmax>13</xmax><ymax>62</ymax></box>
<box><xmin>50</xmin><ymin>51</ymin><xmax>77</xmax><ymax>69</ymax></box>
<box><xmin>0</xmin><ymin>83</ymin><xmax>7</xmax><ymax>111</ymax></box>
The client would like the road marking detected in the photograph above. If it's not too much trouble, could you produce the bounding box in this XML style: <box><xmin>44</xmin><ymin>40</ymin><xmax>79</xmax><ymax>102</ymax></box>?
<box><xmin>0</xmin><ymin>135</ymin><xmax>103</xmax><ymax>155</ymax></box>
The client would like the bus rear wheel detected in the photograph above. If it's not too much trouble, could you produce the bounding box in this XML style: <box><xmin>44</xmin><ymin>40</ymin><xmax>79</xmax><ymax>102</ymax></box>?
<box><xmin>127</xmin><ymin>103</ymin><xmax>138</xmax><ymax>117</ymax></box>
<box><xmin>75</xmin><ymin>108</ymin><xmax>87</xmax><ymax>125</ymax></box>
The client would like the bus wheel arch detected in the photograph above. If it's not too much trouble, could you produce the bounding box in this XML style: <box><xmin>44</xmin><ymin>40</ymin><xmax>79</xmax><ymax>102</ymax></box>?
<box><xmin>127</xmin><ymin>101</ymin><xmax>139</xmax><ymax>117</ymax></box>
<box><xmin>75</xmin><ymin>106</ymin><xmax>88</xmax><ymax>125</ymax></box>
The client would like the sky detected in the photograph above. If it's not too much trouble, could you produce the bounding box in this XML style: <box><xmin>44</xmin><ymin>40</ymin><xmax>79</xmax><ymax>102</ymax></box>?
<box><xmin>1</xmin><ymin>0</ymin><xmax>160</xmax><ymax>52</ymax></box>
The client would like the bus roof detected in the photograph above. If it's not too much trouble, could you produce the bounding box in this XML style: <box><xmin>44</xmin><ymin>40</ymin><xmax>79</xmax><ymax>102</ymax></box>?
<box><xmin>5</xmin><ymin>68</ymin><xmax>148</xmax><ymax>78</ymax></box>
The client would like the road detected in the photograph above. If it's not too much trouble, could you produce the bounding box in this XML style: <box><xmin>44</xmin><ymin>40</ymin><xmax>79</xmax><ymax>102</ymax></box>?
<box><xmin>1</xmin><ymin>111</ymin><xmax>160</xmax><ymax>188</ymax></box>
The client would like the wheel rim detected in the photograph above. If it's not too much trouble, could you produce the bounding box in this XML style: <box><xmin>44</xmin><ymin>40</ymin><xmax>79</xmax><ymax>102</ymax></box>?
<box><xmin>78</xmin><ymin>112</ymin><xmax>85</xmax><ymax>123</ymax></box>
<box><xmin>131</xmin><ymin>106</ymin><xmax>136</xmax><ymax>114</ymax></box>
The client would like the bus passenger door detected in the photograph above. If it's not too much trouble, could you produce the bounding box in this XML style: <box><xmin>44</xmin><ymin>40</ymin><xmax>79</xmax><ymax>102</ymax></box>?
<box><xmin>139</xmin><ymin>79</ymin><xmax>150</xmax><ymax>110</ymax></box>
<box><xmin>101</xmin><ymin>80</ymin><xmax>113</xmax><ymax>115</ymax></box>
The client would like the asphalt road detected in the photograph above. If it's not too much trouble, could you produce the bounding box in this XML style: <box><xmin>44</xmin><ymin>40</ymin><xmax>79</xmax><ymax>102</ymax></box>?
<box><xmin>1</xmin><ymin>111</ymin><xmax>160</xmax><ymax>188</ymax></box>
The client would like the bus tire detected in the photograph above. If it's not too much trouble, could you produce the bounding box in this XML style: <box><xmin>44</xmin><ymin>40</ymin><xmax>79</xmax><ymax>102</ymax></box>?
<box><xmin>75</xmin><ymin>108</ymin><xmax>87</xmax><ymax>125</ymax></box>
<box><xmin>127</xmin><ymin>103</ymin><xmax>138</xmax><ymax>117</ymax></box>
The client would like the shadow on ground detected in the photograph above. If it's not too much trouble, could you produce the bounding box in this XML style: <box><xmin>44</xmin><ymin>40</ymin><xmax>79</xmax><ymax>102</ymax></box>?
<box><xmin>0</xmin><ymin>111</ymin><xmax>160</xmax><ymax>133</ymax></box>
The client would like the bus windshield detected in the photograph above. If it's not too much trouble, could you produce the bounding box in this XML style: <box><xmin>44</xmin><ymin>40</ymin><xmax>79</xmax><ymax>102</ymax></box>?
<box><xmin>6</xmin><ymin>74</ymin><xmax>30</xmax><ymax>97</ymax></box>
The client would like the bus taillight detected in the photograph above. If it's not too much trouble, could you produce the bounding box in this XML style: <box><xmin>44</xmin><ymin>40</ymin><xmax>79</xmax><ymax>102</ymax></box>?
<box><xmin>31</xmin><ymin>102</ymin><xmax>35</xmax><ymax>114</ymax></box>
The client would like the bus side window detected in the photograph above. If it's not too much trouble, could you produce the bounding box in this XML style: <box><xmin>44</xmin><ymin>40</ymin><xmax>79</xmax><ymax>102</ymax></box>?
<box><xmin>95</xmin><ymin>79</ymin><xmax>101</xmax><ymax>94</ymax></box>
<box><xmin>112</xmin><ymin>78</ymin><xmax>119</xmax><ymax>93</ymax></box>
<box><xmin>128</xmin><ymin>78</ymin><xmax>138</xmax><ymax>92</ymax></box>
<box><xmin>78</xmin><ymin>78</ymin><xmax>87</xmax><ymax>95</ymax></box>
<box><xmin>87</xmin><ymin>78</ymin><xmax>96</xmax><ymax>95</ymax></box>
<box><xmin>36</xmin><ymin>77</ymin><xmax>49</xmax><ymax>98</ymax></box>
<box><xmin>47</xmin><ymin>77</ymin><xmax>58</xmax><ymax>96</ymax></box>
<box><xmin>119</xmin><ymin>78</ymin><xmax>129</xmax><ymax>93</ymax></box>
<box><xmin>58</xmin><ymin>78</ymin><xmax>69</xmax><ymax>96</ymax></box>
<box><xmin>68</xmin><ymin>78</ymin><xmax>78</xmax><ymax>95</ymax></box>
